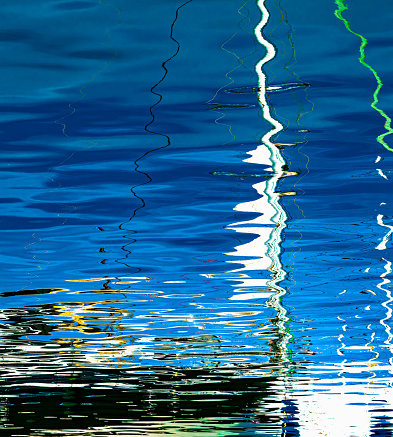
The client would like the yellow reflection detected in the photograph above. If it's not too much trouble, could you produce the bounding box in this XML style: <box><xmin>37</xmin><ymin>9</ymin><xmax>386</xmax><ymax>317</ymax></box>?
<box><xmin>66</xmin><ymin>276</ymin><xmax>150</xmax><ymax>282</ymax></box>
<box><xmin>66</xmin><ymin>278</ymin><xmax>116</xmax><ymax>282</ymax></box>
<box><xmin>52</xmin><ymin>300</ymin><xmax>134</xmax><ymax>367</ymax></box>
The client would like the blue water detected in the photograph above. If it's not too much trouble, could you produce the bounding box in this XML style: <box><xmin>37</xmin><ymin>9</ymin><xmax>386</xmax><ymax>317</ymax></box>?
<box><xmin>1</xmin><ymin>0</ymin><xmax>393</xmax><ymax>435</ymax></box>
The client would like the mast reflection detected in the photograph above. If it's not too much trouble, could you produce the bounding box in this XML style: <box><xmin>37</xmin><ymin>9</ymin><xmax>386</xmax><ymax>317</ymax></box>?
<box><xmin>223</xmin><ymin>0</ymin><xmax>294</xmax><ymax>363</ymax></box>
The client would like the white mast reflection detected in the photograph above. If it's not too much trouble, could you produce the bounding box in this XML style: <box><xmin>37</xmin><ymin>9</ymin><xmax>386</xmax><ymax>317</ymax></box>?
<box><xmin>224</xmin><ymin>0</ymin><xmax>292</xmax><ymax>360</ymax></box>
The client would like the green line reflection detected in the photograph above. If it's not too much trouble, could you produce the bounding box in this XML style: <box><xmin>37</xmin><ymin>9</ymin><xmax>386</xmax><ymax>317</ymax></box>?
<box><xmin>335</xmin><ymin>0</ymin><xmax>393</xmax><ymax>152</ymax></box>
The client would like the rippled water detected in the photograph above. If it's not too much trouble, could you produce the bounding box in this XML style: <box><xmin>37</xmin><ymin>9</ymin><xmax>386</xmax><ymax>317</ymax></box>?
<box><xmin>1</xmin><ymin>0</ymin><xmax>393</xmax><ymax>435</ymax></box>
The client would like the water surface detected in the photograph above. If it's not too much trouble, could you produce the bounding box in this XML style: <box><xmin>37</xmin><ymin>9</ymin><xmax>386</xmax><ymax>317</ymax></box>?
<box><xmin>1</xmin><ymin>0</ymin><xmax>393</xmax><ymax>435</ymax></box>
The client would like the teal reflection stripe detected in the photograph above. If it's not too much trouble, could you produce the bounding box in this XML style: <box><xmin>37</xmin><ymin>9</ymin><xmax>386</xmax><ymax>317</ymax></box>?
<box><xmin>335</xmin><ymin>0</ymin><xmax>393</xmax><ymax>152</ymax></box>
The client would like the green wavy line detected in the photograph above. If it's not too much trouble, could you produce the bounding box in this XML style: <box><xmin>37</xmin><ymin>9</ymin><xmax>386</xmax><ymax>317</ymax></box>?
<box><xmin>335</xmin><ymin>0</ymin><xmax>393</xmax><ymax>152</ymax></box>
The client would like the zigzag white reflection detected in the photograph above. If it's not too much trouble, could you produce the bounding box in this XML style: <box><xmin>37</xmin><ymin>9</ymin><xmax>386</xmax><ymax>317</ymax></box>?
<box><xmin>224</xmin><ymin>0</ymin><xmax>290</xmax><ymax>356</ymax></box>
<box><xmin>379</xmin><ymin>258</ymin><xmax>393</xmax><ymax>349</ymax></box>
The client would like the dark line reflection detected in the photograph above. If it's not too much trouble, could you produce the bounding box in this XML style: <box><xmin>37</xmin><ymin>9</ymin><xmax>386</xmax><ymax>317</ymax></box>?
<box><xmin>118</xmin><ymin>0</ymin><xmax>193</xmax><ymax>271</ymax></box>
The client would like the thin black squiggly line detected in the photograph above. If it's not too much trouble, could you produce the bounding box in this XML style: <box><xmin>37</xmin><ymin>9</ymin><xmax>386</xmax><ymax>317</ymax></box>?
<box><xmin>117</xmin><ymin>0</ymin><xmax>193</xmax><ymax>270</ymax></box>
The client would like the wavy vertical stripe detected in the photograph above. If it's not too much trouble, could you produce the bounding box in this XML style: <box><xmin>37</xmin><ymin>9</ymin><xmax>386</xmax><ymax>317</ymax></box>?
<box><xmin>335</xmin><ymin>0</ymin><xmax>393</xmax><ymax>152</ymax></box>
<box><xmin>225</xmin><ymin>0</ymin><xmax>291</xmax><ymax>363</ymax></box>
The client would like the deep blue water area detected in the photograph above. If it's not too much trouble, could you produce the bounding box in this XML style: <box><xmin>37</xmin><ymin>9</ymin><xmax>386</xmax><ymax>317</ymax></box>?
<box><xmin>1</xmin><ymin>0</ymin><xmax>393</xmax><ymax>435</ymax></box>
